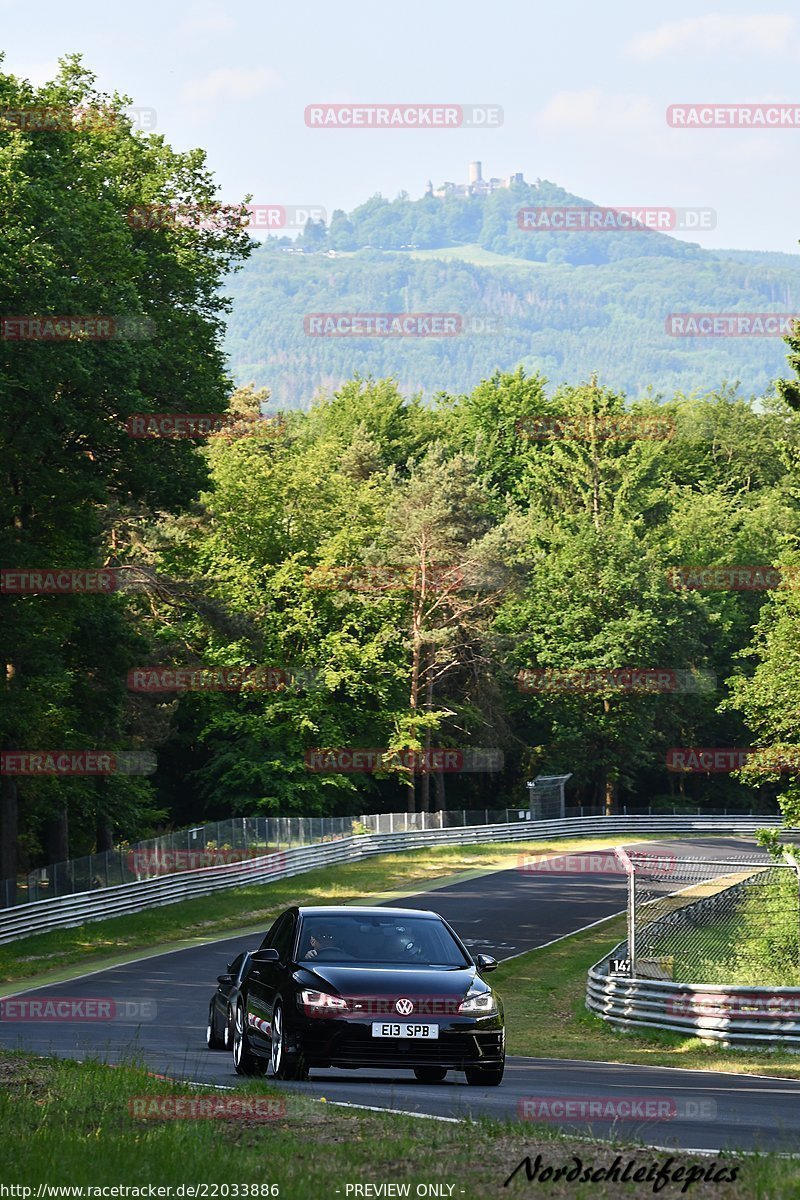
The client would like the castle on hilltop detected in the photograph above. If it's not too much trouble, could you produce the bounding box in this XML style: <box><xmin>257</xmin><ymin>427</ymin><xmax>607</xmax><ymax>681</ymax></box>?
<box><xmin>425</xmin><ymin>161</ymin><xmax>526</xmax><ymax>199</ymax></box>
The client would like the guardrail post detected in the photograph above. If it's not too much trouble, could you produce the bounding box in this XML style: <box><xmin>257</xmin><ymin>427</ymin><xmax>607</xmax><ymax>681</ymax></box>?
<box><xmin>783</xmin><ymin>851</ymin><xmax>800</xmax><ymax>958</ymax></box>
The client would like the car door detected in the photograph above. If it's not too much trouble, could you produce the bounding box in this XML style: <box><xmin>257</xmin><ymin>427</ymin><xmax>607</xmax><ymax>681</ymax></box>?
<box><xmin>247</xmin><ymin>913</ymin><xmax>296</xmax><ymax>1049</ymax></box>
<box><xmin>216</xmin><ymin>952</ymin><xmax>243</xmax><ymax>1022</ymax></box>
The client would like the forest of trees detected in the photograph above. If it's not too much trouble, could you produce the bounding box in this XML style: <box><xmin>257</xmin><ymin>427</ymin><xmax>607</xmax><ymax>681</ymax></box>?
<box><xmin>3</xmin><ymin>58</ymin><xmax>800</xmax><ymax>881</ymax></box>
<box><xmin>225</xmin><ymin>235</ymin><xmax>800</xmax><ymax>404</ymax></box>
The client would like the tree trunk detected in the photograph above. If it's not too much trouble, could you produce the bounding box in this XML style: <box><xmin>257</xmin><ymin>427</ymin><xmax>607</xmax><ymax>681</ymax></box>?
<box><xmin>46</xmin><ymin>809</ymin><xmax>69</xmax><ymax>864</ymax></box>
<box><xmin>0</xmin><ymin>776</ymin><xmax>18</xmax><ymax>893</ymax></box>
<box><xmin>96</xmin><ymin>811</ymin><xmax>115</xmax><ymax>853</ymax></box>
<box><xmin>407</xmin><ymin>604</ymin><xmax>422</xmax><ymax>813</ymax></box>
<box><xmin>420</xmin><ymin>649</ymin><xmax>434</xmax><ymax>813</ymax></box>
<box><xmin>604</xmin><ymin>777</ymin><xmax>617</xmax><ymax>816</ymax></box>
<box><xmin>1</xmin><ymin>660</ymin><xmax>19</xmax><ymax>888</ymax></box>
<box><xmin>420</xmin><ymin>754</ymin><xmax>431</xmax><ymax>812</ymax></box>
<box><xmin>433</xmin><ymin>769</ymin><xmax>446</xmax><ymax>810</ymax></box>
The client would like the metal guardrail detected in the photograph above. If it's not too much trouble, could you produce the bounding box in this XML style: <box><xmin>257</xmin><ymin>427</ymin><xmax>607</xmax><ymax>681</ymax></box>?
<box><xmin>586</xmin><ymin>941</ymin><xmax>800</xmax><ymax>1046</ymax></box>
<box><xmin>0</xmin><ymin>814</ymin><xmax>783</xmax><ymax>946</ymax></box>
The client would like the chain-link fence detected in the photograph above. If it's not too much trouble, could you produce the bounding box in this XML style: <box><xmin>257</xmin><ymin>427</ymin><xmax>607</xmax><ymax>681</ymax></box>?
<box><xmin>0</xmin><ymin>808</ymin><xmax>533</xmax><ymax>908</ymax></box>
<box><xmin>616</xmin><ymin>850</ymin><xmax>800</xmax><ymax>986</ymax></box>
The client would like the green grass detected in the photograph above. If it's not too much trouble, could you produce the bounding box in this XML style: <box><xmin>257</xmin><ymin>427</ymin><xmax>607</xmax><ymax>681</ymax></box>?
<box><xmin>1</xmin><ymin>836</ymin><xmax>669</xmax><ymax>989</ymax></box>
<box><xmin>0</xmin><ymin>1051</ymin><xmax>785</xmax><ymax>1199</ymax></box>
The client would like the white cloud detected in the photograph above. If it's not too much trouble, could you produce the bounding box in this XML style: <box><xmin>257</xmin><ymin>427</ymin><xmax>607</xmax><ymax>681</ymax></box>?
<box><xmin>12</xmin><ymin>60</ymin><xmax>60</xmax><ymax>87</ymax></box>
<box><xmin>181</xmin><ymin>67</ymin><xmax>280</xmax><ymax>105</ymax></box>
<box><xmin>536</xmin><ymin>89</ymin><xmax>654</xmax><ymax>133</ymax></box>
<box><xmin>628</xmin><ymin>14</ymin><xmax>796</xmax><ymax>60</ymax></box>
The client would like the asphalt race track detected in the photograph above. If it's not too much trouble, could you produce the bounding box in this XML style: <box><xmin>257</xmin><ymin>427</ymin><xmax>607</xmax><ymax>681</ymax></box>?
<box><xmin>3</xmin><ymin>836</ymin><xmax>800</xmax><ymax>1152</ymax></box>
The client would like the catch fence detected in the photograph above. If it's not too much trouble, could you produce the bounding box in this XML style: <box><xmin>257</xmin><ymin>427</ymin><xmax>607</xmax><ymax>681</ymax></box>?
<box><xmin>612</xmin><ymin>850</ymin><xmax>800</xmax><ymax>985</ymax></box>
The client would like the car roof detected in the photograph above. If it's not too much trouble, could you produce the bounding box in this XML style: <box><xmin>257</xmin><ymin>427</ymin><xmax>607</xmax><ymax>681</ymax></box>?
<box><xmin>297</xmin><ymin>905</ymin><xmax>438</xmax><ymax>919</ymax></box>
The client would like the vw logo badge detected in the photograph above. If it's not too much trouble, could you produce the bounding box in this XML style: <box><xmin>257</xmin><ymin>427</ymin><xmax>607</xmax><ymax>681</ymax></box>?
<box><xmin>395</xmin><ymin>997</ymin><xmax>414</xmax><ymax>1016</ymax></box>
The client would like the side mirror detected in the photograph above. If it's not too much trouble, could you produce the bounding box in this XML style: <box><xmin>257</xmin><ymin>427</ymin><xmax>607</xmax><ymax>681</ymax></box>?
<box><xmin>475</xmin><ymin>953</ymin><xmax>498</xmax><ymax>973</ymax></box>
<box><xmin>251</xmin><ymin>948</ymin><xmax>281</xmax><ymax>964</ymax></box>
<box><xmin>217</xmin><ymin>973</ymin><xmax>234</xmax><ymax>985</ymax></box>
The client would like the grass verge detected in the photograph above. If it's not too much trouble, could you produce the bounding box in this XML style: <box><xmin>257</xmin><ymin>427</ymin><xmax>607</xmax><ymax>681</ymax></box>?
<box><xmin>0</xmin><ymin>1051</ymin><xmax>786</xmax><ymax>1199</ymax></box>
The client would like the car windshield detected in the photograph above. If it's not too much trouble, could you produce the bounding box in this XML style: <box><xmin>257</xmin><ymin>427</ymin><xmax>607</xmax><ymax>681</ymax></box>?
<box><xmin>298</xmin><ymin>914</ymin><xmax>471</xmax><ymax>967</ymax></box>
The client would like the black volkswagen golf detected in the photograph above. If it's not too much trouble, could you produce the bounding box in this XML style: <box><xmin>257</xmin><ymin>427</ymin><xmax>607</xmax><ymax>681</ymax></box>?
<box><xmin>232</xmin><ymin>905</ymin><xmax>505</xmax><ymax>1085</ymax></box>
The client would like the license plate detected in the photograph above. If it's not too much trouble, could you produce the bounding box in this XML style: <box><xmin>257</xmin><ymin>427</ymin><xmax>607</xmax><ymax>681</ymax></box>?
<box><xmin>371</xmin><ymin>1022</ymin><xmax>439</xmax><ymax>1039</ymax></box>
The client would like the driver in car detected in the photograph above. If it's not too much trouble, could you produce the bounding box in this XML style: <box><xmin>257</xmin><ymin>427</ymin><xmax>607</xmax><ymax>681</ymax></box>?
<box><xmin>304</xmin><ymin>924</ymin><xmax>339</xmax><ymax>958</ymax></box>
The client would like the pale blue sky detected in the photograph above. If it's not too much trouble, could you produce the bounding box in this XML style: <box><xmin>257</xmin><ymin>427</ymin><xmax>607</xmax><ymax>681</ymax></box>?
<box><xmin>3</xmin><ymin>0</ymin><xmax>798</xmax><ymax>252</ymax></box>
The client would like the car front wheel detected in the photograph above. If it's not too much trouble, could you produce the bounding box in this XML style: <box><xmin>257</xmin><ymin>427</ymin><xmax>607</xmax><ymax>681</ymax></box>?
<box><xmin>464</xmin><ymin>1060</ymin><xmax>504</xmax><ymax>1087</ymax></box>
<box><xmin>206</xmin><ymin>1003</ymin><xmax>224</xmax><ymax>1050</ymax></box>
<box><xmin>270</xmin><ymin>1001</ymin><xmax>308</xmax><ymax>1081</ymax></box>
<box><xmin>233</xmin><ymin>1002</ymin><xmax>267</xmax><ymax>1076</ymax></box>
<box><xmin>414</xmin><ymin>1066</ymin><xmax>447</xmax><ymax>1083</ymax></box>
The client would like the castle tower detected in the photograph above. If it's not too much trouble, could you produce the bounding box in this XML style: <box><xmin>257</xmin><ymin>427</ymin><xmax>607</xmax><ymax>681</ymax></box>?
<box><xmin>469</xmin><ymin>161</ymin><xmax>482</xmax><ymax>184</ymax></box>
<box><xmin>425</xmin><ymin>179</ymin><xmax>433</xmax><ymax>197</ymax></box>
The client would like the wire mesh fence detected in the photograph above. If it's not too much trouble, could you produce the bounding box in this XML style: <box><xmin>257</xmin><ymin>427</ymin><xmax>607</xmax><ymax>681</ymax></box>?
<box><xmin>0</xmin><ymin>807</ymin><xmax>532</xmax><ymax>908</ymax></box>
<box><xmin>618</xmin><ymin>851</ymin><xmax>800</xmax><ymax>986</ymax></box>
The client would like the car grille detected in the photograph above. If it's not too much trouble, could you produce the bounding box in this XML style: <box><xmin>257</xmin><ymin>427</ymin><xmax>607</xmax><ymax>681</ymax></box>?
<box><xmin>324</xmin><ymin>1029</ymin><xmax>503</xmax><ymax>1067</ymax></box>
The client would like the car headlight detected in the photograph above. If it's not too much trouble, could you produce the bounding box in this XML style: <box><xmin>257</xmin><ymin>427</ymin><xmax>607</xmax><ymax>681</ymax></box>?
<box><xmin>457</xmin><ymin>990</ymin><xmax>497</xmax><ymax>1016</ymax></box>
<box><xmin>300</xmin><ymin>989</ymin><xmax>348</xmax><ymax>1016</ymax></box>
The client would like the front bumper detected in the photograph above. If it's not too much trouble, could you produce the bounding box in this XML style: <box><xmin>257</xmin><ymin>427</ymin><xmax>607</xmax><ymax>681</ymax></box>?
<box><xmin>292</xmin><ymin>1016</ymin><xmax>505</xmax><ymax>1069</ymax></box>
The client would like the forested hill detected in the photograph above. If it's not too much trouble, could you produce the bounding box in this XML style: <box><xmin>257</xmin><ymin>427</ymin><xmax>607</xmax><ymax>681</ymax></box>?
<box><xmin>223</xmin><ymin>181</ymin><xmax>800</xmax><ymax>404</ymax></box>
